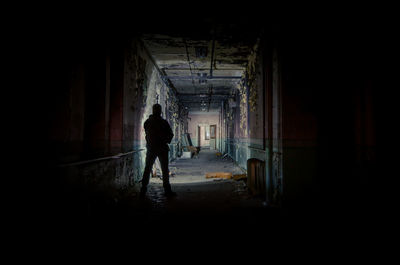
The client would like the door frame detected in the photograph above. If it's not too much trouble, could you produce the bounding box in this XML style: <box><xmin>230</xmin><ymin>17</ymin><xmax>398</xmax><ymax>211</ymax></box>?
<box><xmin>197</xmin><ymin>125</ymin><xmax>201</xmax><ymax>147</ymax></box>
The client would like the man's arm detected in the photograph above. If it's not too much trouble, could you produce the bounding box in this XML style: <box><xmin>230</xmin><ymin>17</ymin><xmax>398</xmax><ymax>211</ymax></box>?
<box><xmin>164</xmin><ymin>121</ymin><xmax>174</xmax><ymax>144</ymax></box>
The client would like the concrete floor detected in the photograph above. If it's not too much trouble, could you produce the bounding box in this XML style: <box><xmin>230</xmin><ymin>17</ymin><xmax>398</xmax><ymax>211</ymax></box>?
<box><xmin>151</xmin><ymin>148</ymin><xmax>246</xmax><ymax>184</ymax></box>
<box><xmin>131</xmin><ymin>149</ymin><xmax>266</xmax><ymax>217</ymax></box>
<box><xmin>50</xmin><ymin>150</ymin><xmax>372</xmax><ymax>249</ymax></box>
<box><xmin>106</xmin><ymin>149</ymin><xmax>280</xmax><ymax>232</ymax></box>
<box><xmin>101</xmin><ymin>150</ymin><xmax>364</xmax><ymax>245</ymax></box>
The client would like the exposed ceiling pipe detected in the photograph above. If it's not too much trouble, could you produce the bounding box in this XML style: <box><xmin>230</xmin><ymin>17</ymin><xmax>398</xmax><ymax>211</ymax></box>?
<box><xmin>178</xmin><ymin>93</ymin><xmax>230</xmax><ymax>96</ymax></box>
<box><xmin>183</xmin><ymin>38</ymin><xmax>196</xmax><ymax>90</ymax></box>
<box><xmin>208</xmin><ymin>25</ymin><xmax>217</xmax><ymax>112</ymax></box>
<box><xmin>166</xmin><ymin>76</ymin><xmax>241</xmax><ymax>80</ymax></box>
<box><xmin>207</xmin><ymin>84</ymin><xmax>213</xmax><ymax>112</ymax></box>
<box><xmin>209</xmin><ymin>32</ymin><xmax>216</xmax><ymax>78</ymax></box>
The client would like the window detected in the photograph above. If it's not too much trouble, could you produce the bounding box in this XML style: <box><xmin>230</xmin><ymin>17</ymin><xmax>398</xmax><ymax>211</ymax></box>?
<box><xmin>205</xmin><ymin>126</ymin><xmax>210</xmax><ymax>140</ymax></box>
<box><xmin>210</xmin><ymin>125</ymin><xmax>216</xmax><ymax>139</ymax></box>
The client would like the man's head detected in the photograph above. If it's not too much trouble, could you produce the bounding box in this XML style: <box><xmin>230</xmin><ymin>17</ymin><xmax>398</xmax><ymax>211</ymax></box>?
<box><xmin>152</xmin><ymin>104</ymin><xmax>162</xmax><ymax>116</ymax></box>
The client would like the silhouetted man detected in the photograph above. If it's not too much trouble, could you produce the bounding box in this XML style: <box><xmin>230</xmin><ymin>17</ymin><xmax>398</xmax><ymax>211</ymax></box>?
<box><xmin>140</xmin><ymin>104</ymin><xmax>176</xmax><ymax>198</ymax></box>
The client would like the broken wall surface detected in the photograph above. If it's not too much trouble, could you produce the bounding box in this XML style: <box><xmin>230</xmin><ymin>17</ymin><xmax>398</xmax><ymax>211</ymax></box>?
<box><xmin>46</xmin><ymin>35</ymin><xmax>183</xmax><ymax>215</ymax></box>
<box><xmin>222</xmin><ymin>32</ymin><xmax>323</xmax><ymax>207</ymax></box>
<box><xmin>224</xmin><ymin>39</ymin><xmax>264</xmax><ymax>171</ymax></box>
<box><xmin>137</xmin><ymin>41</ymin><xmax>183</xmax><ymax>164</ymax></box>
<box><xmin>224</xmin><ymin>85</ymin><xmax>248</xmax><ymax>170</ymax></box>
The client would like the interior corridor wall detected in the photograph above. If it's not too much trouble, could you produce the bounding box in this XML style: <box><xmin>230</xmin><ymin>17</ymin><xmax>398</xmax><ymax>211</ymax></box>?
<box><xmin>46</xmin><ymin>35</ymin><xmax>184</xmax><ymax>216</ymax></box>
<box><xmin>134</xmin><ymin>40</ymin><xmax>183</xmax><ymax>180</ymax></box>
<box><xmin>224</xmin><ymin>38</ymin><xmax>264</xmax><ymax>171</ymax></box>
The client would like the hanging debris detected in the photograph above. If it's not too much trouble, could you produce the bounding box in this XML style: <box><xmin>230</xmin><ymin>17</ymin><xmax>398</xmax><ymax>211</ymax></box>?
<box><xmin>237</xmin><ymin>74</ymin><xmax>248</xmax><ymax>137</ymax></box>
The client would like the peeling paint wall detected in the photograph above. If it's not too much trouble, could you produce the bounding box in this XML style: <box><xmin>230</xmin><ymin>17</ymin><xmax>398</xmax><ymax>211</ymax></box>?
<box><xmin>136</xmin><ymin>38</ymin><xmax>184</xmax><ymax>174</ymax></box>
<box><xmin>223</xmin><ymin>35</ymin><xmax>320</xmax><ymax>206</ymax></box>
<box><xmin>48</xmin><ymin>36</ymin><xmax>185</xmax><ymax>214</ymax></box>
<box><xmin>224</xmin><ymin>39</ymin><xmax>264</xmax><ymax>171</ymax></box>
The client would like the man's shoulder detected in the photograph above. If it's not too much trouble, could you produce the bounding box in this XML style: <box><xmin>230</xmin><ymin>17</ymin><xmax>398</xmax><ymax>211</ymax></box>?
<box><xmin>145</xmin><ymin>117</ymin><xmax>166</xmax><ymax>126</ymax></box>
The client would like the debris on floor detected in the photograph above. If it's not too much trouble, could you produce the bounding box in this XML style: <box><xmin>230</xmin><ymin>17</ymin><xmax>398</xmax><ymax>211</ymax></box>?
<box><xmin>181</xmin><ymin>151</ymin><xmax>191</xmax><ymax>159</ymax></box>
<box><xmin>234</xmin><ymin>181</ymin><xmax>249</xmax><ymax>196</ymax></box>
<box><xmin>221</xmin><ymin>153</ymin><xmax>229</xmax><ymax>159</ymax></box>
<box><xmin>151</xmin><ymin>150</ymin><xmax>245</xmax><ymax>184</ymax></box>
<box><xmin>169</xmin><ymin>167</ymin><xmax>177</xmax><ymax>177</ymax></box>
<box><xmin>206</xmin><ymin>172</ymin><xmax>233</xmax><ymax>179</ymax></box>
<box><xmin>233</xmin><ymin>174</ymin><xmax>247</xmax><ymax>181</ymax></box>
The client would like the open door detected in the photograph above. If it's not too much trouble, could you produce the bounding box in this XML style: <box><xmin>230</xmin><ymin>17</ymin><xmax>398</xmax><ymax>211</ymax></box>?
<box><xmin>197</xmin><ymin>125</ymin><xmax>201</xmax><ymax>147</ymax></box>
<box><xmin>210</xmin><ymin>124</ymin><xmax>216</xmax><ymax>150</ymax></box>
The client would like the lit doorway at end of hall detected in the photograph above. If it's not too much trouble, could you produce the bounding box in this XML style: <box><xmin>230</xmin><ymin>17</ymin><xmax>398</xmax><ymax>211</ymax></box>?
<box><xmin>197</xmin><ymin>124</ymin><xmax>217</xmax><ymax>150</ymax></box>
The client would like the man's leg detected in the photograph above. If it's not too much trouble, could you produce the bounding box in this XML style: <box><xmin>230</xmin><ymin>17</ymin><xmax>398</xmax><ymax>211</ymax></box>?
<box><xmin>141</xmin><ymin>149</ymin><xmax>157</xmax><ymax>196</ymax></box>
<box><xmin>158</xmin><ymin>149</ymin><xmax>175</xmax><ymax>196</ymax></box>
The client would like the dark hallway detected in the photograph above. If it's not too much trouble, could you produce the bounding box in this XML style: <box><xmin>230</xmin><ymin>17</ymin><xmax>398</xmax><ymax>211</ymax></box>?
<box><xmin>32</xmin><ymin>6</ymin><xmax>396</xmax><ymax>248</ymax></box>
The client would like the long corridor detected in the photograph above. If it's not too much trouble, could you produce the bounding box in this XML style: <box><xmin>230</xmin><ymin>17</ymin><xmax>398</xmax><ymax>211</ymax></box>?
<box><xmin>41</xmin><ymin>12</ymin><xmax>387</xmax><ymax>244</ymax></box>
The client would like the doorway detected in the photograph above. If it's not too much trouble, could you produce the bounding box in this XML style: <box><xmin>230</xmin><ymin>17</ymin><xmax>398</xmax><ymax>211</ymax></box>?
<box><xmin>210</xmin><ymin>124</ymin><xmax>216</xmax><ymax>150</ymax></box>
<box><xmin>197</xmin><ymin>125</ymin><xmax>201</xmax><ymax>147</ymax></box>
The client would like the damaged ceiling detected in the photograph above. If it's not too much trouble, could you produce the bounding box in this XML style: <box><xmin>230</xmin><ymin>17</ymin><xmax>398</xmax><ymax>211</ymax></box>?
<box><xmin>141</xmin><ymin>19</ymin><xmax>261</xmax><ymax>111</ymax></box>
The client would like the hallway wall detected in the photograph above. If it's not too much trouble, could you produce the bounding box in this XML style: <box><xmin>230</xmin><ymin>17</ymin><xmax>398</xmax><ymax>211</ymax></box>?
<box><xmin>221</xmin><ymin>22</ymin><xmax>380</xmax><ymax>209</ymax></box>
<box><xmin>47</xmin><ymin>36</ymin><xmax>183</xmax><ymax>214</ymax></box>
<box><xmin>223</xmin><ymin>38</ymin><xmax>265</xmax><ymax>171</ymax></box>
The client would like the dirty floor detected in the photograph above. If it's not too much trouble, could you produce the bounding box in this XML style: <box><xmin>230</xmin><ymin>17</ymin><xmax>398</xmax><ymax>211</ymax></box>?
<box><xmin>88</xmin><ymin>149</ymin><xmax>287</xmax><ymax>235</ymax></box>
<box><xmin>45</xmin><ymin>150</ymin><xmax>368</xmax><ymax>249</ymax></box>
<box><xmin>151</xmin><ymin>148</ymin><xmax>246</xmax><ymax>184</ymax></box>
<box><xmin>118</xmin><ymin>149</ymin><xmax>270</xmax><ymax>220</ymax></box>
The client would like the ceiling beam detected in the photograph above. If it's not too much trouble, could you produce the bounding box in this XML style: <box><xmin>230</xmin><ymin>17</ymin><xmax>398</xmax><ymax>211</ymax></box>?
<box><xmin>179</xmin><ymin>100</ymin><xmax>223</xmax><ymax>104</ymax></box>
<box><xmin>163</xmin><ymin>68</ymin><xmax>244</xmax><ymax>71</ymax></box>
<box><xmin>178</xmin><ymin>93</ymin><xmax>230</xmax><ymax>96</ymax></box>
<box><xmin>179</xmin><ymin>97</ymin><xmax>229</xmax><ymax>101</ymax></box>
<box><xmin>167</xmin><ymin>76</ymin><xmax>241</xmax><ymax>80</ymax></box>
<box><xmin>210</xmin><ymin>33</ymin><xmax>216</xmax><ymax>78</ymax></box>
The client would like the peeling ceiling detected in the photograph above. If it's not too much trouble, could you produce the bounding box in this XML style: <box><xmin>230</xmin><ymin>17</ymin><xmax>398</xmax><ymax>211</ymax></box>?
<box><xmin>141</xmin><ymin>20</ymin><xmax>260</xmax><ymax>111</ymax></box>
